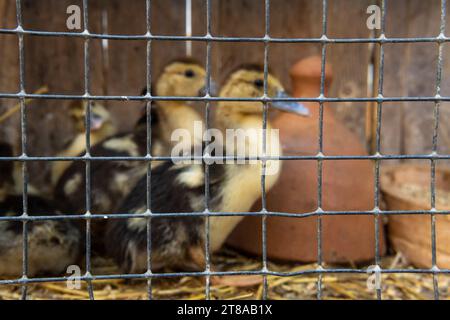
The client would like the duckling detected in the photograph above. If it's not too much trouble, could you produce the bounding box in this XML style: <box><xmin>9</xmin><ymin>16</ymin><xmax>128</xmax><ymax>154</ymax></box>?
<box><xmin>0</xmin><ymin>195</ymin><xmax>81</xmax><ymax>277</ymax></box>
<box><xmin>150</xmin><ymin>58</ymin><xmax>209</xmax><ymax>152</ymax></box>
<box><xmin>51</xmin><ymin>101</ymin><xmax>117</xmax><ymax>185</ymax></box>
<box><xmin>54</xmin><ymin>59</ymin><xmax>208</xmax><ymax>218</ymax></box>
<box><xmin>105</xmin><ymin>66</ymin><xmax>309</xmax><ymax>282</ymax></box>
<box><xmin>0</xmin><ymin>143</ymin><xmax>81</xmax><ymax>277</ymax></box>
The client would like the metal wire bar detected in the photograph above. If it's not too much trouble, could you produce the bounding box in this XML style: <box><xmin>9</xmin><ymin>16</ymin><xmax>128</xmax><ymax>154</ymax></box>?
<box><xmin>3</xmin><ymin>27</ymin><xmax>450</xmax><ymax>44</ymax></box>
<box><xmin>4</xmin><ymin>208</ymin><xmax>450</xmax><ymax>222</ymax></box>
<box><xmin>81</xmin><ymin>0</ymin><xmax>95</xmax><ymax>300</ymax></box>
<box><xmin>260</xmin><ymin>0</ymin><xmax>271</xmax><ymax>301</ymax></box>
<box><xmin>430</xmin><ymin>0</ymin><xmax>447</xmax><ymax>301</ymax></box>
<box><xmin>2</xmin><ymin>153</ymin><xmax>450</xmax><ymax>162</ymax></box>
<box><xmin>14</xmin><ymin>0</ymin><xmax>29</xmax><ymax>300</ymax></box>
<box><xmin>1</xmin><ymin>209</ymin><xmax>450</xmax><ymax>223</ymax></box>
<box><xmin>145</xmin><ymin>0</ymin><xmax>153</xmax><ymax>301</ymax></box>
<box><xmin>316</xmin><ymin>0</ymin><xmax>328</xmax><ymax>300</ymax></box>
<box><xmin>4</xmin><ymin>93</ymin><xmax>450</xmax><ymax>103</ymax></box>
<box><xmin>373</xmin><ymin>0</ymin><xmax>386</xmax><ymax>301</ymax></box>
<box><xmin>204</xmin><ymin>0</ymin><xmax>212</xmax><ymax>300</ymax></box>
<box><xmin>2</xmin><ymin>267</ymin><xmax>450</xmax><ymax>287</ymax></box>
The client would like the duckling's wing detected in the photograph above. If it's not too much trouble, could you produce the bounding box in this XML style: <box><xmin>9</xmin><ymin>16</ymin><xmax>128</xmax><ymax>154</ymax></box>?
<box><xmin>134</xmin><ymin>105</ymin><xmax>159</xmax><ymax>130</ymax></box>
<box><xmin>54</xmin><ymin>130</ymin><xmax>148</xmax><ymax>214</ymax></box>
<box><xmin>119</xmin><ymin>161</ymin><xmax>204</xmax><ymax>214</ymax></box>
<box><xmin>107</xmin><ymin>160</ymin><xmax>225</xmax><ymax>272</ymax></box>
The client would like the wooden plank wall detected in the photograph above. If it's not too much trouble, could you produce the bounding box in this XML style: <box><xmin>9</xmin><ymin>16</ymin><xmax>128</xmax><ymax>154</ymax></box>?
<box><xmin>382</xmin><ymin>0</ymin><xmax>450</xmax><ymax>158</ymax></box>
<box><xmin>0</xmin><ymin>0</ymin><xmax>449</xmax><ymax>191</ymax></box>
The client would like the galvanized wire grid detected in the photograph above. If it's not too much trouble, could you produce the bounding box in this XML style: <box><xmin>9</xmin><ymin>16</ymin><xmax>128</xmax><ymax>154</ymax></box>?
<box><xmin>0</xmin><ymin>0</ymin><xmax>448</xmax><ymax>300</ymax></box>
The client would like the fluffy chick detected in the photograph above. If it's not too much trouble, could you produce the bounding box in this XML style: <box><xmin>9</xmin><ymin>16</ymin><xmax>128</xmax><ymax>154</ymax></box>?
<box><xmin>105</xmin><ymin>66</ymin><xmax>309</xmax><ymax>281</ymax></box>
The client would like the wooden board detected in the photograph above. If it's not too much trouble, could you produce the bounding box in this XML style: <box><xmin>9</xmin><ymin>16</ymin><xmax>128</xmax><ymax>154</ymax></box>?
<box><xmin>382</xmin><ymin>0</ymin><xmax>448</xmax><ymax>156</ymax></box>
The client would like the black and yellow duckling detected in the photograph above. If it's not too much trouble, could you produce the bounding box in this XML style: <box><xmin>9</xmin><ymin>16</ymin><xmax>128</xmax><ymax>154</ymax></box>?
<box><xmin>54</xmin><ymin>59</ymin><xmax>208</xmax><ymax>217</ymax></box>
<box><xmin>51</xmin><ymin>101</ymin><xmax>117</xmax><ymax>185</ymax></box>
<box><xmin>105</xmin><ymin>66</ymin><xmax>309</xmax><ymax>284</ymax></box>
<box><xmin>0</xmin><ymin>143</ymin><xmax>81</xmax><ymax>277</ymax></box>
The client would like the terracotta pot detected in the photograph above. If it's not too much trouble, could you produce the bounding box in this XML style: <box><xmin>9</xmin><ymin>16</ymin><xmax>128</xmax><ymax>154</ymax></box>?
<box><xmin>227</xmin><ymin>56</ymin><xmax>386</xmax><ymax>263</ymax></box>
<box><xmin>381</xmin><ymin>164</ymin><xmax>450</xmax><ymax>268</ymax></box>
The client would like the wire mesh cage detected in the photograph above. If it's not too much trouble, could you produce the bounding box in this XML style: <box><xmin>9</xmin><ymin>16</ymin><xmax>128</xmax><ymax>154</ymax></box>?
<box><xmin>0</xmin><ymin>0</ymin><xmax>449</xmax><ymax>300</ymax></box>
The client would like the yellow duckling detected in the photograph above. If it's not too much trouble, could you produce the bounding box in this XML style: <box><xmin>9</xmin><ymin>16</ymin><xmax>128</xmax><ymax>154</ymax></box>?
<box><xmin>151</xmin><ymin>58</ymin><xmax>210</xmax><ymax>154</ymax></box>
<box><xmin>209</xmin><ymin>65</ymin><xmax>309</xmax><ymax>252</ymax></box>
<box><xmin>105</xmin><ymin>66</ymin><xmax>309</xmax><ymax>284</ymax></box>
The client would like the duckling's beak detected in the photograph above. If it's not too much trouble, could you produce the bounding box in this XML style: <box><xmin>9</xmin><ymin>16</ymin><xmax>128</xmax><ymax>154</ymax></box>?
<box><xmin>199</xmin><ymin>80</ymin><xmax>218</xmax><ymax>96</ymax></box>
<box><xmin>90</xmin><ymin>114</ymin><xmax>104</xmax><ymax>131</ymax></box>
<box><xmin>272</xmin><ymin>91</ymin><xmax>310</xmax><ymax>117</ymax></box>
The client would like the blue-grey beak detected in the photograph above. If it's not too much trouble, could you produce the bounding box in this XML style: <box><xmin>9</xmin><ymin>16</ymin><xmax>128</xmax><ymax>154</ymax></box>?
<box><xmin>199</xmin><ymin>80</ymin><xmax>218</xmax><ymax>96</ymax></box>
<box><xmin>272</xmin><ymin>91</ymin><xmax>310</xmax><ymax>117</ymax></box>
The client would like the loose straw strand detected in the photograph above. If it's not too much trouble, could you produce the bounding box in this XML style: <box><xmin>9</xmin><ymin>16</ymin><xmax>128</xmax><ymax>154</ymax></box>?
<box><xmin>0</xmin><ymin>86</ymin><xmax>48</xmax><ymax>124</ymax></box>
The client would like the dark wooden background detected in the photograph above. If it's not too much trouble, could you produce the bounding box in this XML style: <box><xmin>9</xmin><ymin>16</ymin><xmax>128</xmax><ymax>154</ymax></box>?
<box><xmin>0</xmin><ymin>0</ymin><xmax>449</xmax><ymax>192</ymax></box>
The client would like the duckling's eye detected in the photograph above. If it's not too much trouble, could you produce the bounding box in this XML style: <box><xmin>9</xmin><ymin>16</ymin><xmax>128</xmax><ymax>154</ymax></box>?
<box><xmin>184</xmin><ymin>69</ymin><xmax>195</xmax><ymax>78</ymax></box>
<box><xmin>91</xmin><ymin>113</ymin><xmax>102</xmax><ymax>122</ymax></box>
<box><xmin>254</xmin><ymin>79</ymin><xmax>264</xmax><ymax>88</ymax></box>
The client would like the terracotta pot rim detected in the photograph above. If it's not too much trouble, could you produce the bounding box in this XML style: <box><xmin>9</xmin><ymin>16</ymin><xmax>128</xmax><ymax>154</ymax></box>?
<box><xmin>381</xmin><ymin>164</ymin><xmax>450</xmax><ymax>211</ymax></box>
